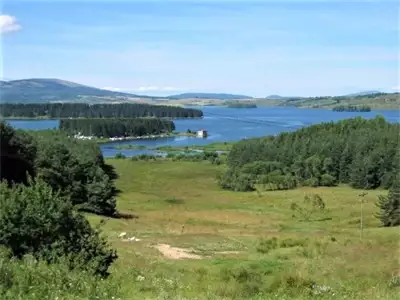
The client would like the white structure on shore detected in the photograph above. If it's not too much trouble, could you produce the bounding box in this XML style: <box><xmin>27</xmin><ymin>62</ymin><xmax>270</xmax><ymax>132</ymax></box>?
<box><xmin>74</xmin><ymin>132</ymin><xmax>94</xmax><ymax>140</ymax></box>
<box><xmin>197</xmin><ymin>129</ymin><xmax>208</xmax><ymax>137</ymax></box>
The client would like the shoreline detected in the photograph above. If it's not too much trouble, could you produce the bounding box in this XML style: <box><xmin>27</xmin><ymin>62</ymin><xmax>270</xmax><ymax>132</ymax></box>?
<box><xmin>2</xmin><ymin>116</ymin><xmax>204</xmax><ymax>120</ymax></box>
<box><xmin>114</xmin><ymin>141</ymin><xmax>234</xmax><ymax>152</ymax></box>
<box><xmin>89</xmin><ymin>132</ymin><xmax>200</xmax><ymax>144</ymax></box>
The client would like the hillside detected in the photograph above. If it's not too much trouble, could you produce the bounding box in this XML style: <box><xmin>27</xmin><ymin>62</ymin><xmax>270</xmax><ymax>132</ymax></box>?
<box><xmin>344</xmin><ymin>90</ymin><xmax>381</xmax><ymax>96</ymax></box>
<box><xmin>0</xmin><ymin>78</ymin><xmax>154</xmax><ymax>103</ymax></box>
<box><xmin>265</xmin><ymin>95</ymin><xmax>285</xmax><ymax>99</ymax></box>
<box><xmin>274</xmin><ymin>93</ymin><xmax>400</xmax><ymax>109</ymax></box>
<box><xmin>168</xmin><ymin>93</ymin><xmax>253</xmax><ymax>100</ymax></box>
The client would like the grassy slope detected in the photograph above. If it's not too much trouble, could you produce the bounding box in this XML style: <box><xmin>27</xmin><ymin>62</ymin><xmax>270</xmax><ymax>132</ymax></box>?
<box><xmin>86</xmin><ymin>159</ymin><xmax>398</xmax><ymax>300</ymax></box>
<box><xmin>273</xmin><ymin>93</ymin><xmax>400</xmax><ymax>109</ymax></box>
<box><xmin>155</xmin><ymin>94</ymin><xmax>399</xmax><ymax>109</ymax></box>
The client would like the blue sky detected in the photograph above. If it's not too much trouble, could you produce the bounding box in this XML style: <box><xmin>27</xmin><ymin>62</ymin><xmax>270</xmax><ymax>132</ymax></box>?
<box><xmin>1</xmin><ymin>0</ymin><xmax>399</xmax><ymax>97</ymax></box>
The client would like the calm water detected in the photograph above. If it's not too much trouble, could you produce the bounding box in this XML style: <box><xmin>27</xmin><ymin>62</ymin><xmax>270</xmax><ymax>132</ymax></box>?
<box><xmin>8</xmin><ymin>106</ymin><xmax>400</xmax><ymax>157</ymax></box>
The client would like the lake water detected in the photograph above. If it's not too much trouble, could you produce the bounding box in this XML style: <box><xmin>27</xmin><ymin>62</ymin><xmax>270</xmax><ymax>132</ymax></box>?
<box><xmin>7</xmin><ymin>106</ymin><xmax>400</xmax><ymax>158</ymax></box>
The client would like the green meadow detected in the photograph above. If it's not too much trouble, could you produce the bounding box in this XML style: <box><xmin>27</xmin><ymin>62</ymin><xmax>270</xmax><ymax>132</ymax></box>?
<box><xmin>81</xmin><ymin>159</ymin><xmax>399</xmax><ymax>300</ymax></box>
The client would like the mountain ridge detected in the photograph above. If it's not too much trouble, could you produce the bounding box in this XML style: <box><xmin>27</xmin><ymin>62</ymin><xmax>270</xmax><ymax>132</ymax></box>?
<box><xmin>0</xmin><ymin>78</ymin><xmax>154</xmax><ymax>103</ymax></box>
<box><xmin>168</xmin><ymin>92</ymin><xmax>253</xmax><ymax>100</ymax></box>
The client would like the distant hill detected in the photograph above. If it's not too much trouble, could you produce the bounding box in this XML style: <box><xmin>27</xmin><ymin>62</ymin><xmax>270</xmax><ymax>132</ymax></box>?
<box><xmin>265</xmin><ymin>95</ymin><xmax>285</xmax><ymax>99</ymax></box>
<box><xmin>168</xmin><ymin>93</ymin><xmax>253</xmax><ymax>100</ymax></box>
<box><xmin>275</xmin><ymin>92</ymin><xmax>399</xmax><ymax>109</ymax></box>
<box><xmin>344</xmin><ymin>91</ymin><xmax>381</xmax><ymax>97</ymax></box>
<box><xmin>0</xmin><ymin>78</ymin><xmax>154</xmax><ymax>103</ymax></box>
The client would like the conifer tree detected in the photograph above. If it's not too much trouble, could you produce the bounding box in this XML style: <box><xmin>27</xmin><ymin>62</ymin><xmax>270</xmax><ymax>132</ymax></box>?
<box><xmin>376</xmin><ymin>175</ymin><xmax>400</xmax><ymax>227</ymax></box>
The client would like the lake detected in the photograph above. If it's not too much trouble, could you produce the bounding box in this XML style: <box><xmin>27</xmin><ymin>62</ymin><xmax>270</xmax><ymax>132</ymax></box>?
<box><xmin>7</xmin><ymin>106</ymin><xmax>400</xmax><ymax>158</ymax></box>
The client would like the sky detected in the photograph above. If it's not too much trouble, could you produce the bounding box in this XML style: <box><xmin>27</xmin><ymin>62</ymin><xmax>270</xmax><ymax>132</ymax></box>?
<box><xmin>0</xmin><ymin>0</ymin><xmax>399</xmax><ymax>97</ymax></box>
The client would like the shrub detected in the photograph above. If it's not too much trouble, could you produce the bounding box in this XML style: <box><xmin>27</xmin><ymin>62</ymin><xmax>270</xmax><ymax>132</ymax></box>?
<box><xmin>290</xmin><ymin>194</ymin><xmax>327</xmax><ymax>221</ymax></box>
<box><xmin>256</xmin><ymin>237</ymin><xmax>278</xmax><ymax>253</ymax></box>
<box><xmin>0</xmin><ymin>249</ymin><xmax>121</xmax><ymax>300</ymax></box>
<box><xmin>0</xmin><ymin>179</ymin><xmax>117</xmax><ymax>277</ymax></box>
<box><xmin>115</xmin><ymin>152</ymin><xmax>126</xmax><ymax>159</ymax></box>
<box><xmin>320</xmin><ymin>173</ymin><xmax>337</xmax><ymax>187</ymax></box>
<box><xmin>219</xmin><ymin>263</ymin><xmax>264</xmax><ymax>297</ymax></box>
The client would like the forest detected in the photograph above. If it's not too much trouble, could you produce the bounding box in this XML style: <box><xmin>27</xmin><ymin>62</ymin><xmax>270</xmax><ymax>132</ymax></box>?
<box><xmin>0</xmin><ymin>121</ymin><xmax>119</xmax><ymax>278</ymax></box>
<box><xmin>218</xmin><ymin>116</ymin><xmax>399</xmax><ymax>192</ymax></box>
<box><xmin>59</xmin><ymin>118</ymin><xmax>175</xmax><ymax>137</ymax></box>
<box><xmin>0</xmin><ymin>103</ymin><xmax>203</xmax><ymax>119</ymax></box>
<box><xmin>332</xmin><ymin>105</ymin><xmax>372</xmax><ymax>112</ymax></box>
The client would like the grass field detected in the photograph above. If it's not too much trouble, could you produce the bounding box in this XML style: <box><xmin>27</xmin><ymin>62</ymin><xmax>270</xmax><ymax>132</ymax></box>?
<box><xmin>154</xmin><ymin>141</ymin><xmax>234</xmax><ymax>152</ymax></box>
<box><xmin>87</xmin><ymin>159</ymin><xmax>399</xmax><ymax>300</ymax></box>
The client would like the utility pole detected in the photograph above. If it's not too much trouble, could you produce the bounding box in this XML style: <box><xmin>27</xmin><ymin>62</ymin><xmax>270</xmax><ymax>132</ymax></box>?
<box><xmin>359</xmin><ymin>192</ymin><xmax>367</xmax><ymax>239</ymax></box>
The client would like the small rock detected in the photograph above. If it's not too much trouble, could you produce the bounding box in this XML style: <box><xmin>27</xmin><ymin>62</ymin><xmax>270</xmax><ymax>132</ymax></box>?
<box><xmin>118</xmin><ymin>232</ymin><xmax>127</xmax><ymax>238</ymax></box>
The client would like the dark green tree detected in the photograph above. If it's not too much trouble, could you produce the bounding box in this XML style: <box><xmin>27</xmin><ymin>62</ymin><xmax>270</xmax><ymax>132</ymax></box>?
<box><xmin>0</xmin><ymin>122</ymin><xmax>37</xmax><ymax>184</ymax></box>
<box><xmin>0</xmin><ymin>179</ymin><xmax>117</xmax><ymax>277</ymax></box>
<box><xmin>376</xmin><ymin>175</ymin><xmax>400</xmax><ymax>227</ymax></box>
<box><xmin>34</xmin><ymin>133</ymin><xmax>117</xmax><ymax>216</ymax></box>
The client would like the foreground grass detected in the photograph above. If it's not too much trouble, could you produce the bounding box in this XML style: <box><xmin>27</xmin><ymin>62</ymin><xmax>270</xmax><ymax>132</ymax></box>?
<box><xmin>84</xmin><ymin>160</ymin><xmax>399</xmax><ymax>299</ymax></box>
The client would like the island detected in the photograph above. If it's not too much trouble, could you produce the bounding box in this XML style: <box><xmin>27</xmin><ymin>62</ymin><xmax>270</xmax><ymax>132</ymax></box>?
<box><xmin>60</xmin><ymin>118</ymin><xmax>176</xmax><ymax>139</ymax></box>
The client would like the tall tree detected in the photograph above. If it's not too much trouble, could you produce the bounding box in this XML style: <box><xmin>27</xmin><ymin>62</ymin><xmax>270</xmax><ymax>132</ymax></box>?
<box><xmin>0</xmin><ymin>122</ymin><xmax>37</xmax><ymax>184</ymax></box>
<box><xmin>376</xmin><ymin>175</ymin><xmax>400</xmax><ymax>227</ymax></box>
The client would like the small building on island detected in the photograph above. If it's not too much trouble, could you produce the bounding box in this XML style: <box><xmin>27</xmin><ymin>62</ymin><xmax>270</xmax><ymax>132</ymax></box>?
<box><xmin>197</xmin><ymin>129</ymin><xmax>208</xmax><ymax>138</ymax></box>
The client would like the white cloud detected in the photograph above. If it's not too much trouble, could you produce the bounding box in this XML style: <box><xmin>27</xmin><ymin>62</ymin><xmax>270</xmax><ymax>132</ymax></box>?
<box><xmin>392</xmin><ymin>86</ymin><xmax>400</xmax><ymax>91</ymax></box>
<box><xmin>0</xmin><ymin>15</ymin><xmax>22</xmax><ymax>34</ymax></box>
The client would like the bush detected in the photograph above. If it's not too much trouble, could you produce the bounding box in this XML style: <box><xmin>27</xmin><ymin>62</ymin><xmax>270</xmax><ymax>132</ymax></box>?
<box><xmin>290</xmin><ymin>194</ymin><xmax>327</xmax><ymax>221</ymax></box>
<box><xmin>115</xmin><ymin>152</ymin><xmax>126</xmax><ymax>159</ymax></box>
<box><xmin>0</xmin><ymin>179</ymin><xmax>117</xmax><ymax>277</ymax></box>
<box><xmin>257</xmin><ymin>237</ymin><xmax>307</xmax><ymax>254</ymax></box>
<box><xmin>218</xmin><ymin>169</ymin><xmax>256</xmax><ymax>191</ymax></box>
<box><xmin>136</xmin><ymin>154</ymin><xmax>157</xmax><ymax>161</ymax></box>
<box><xmin>0</xmin><ymin>249</ymin><xmax>121</xmax><ymax>300</ymax></box>
<box><xmin>320</xmin><ymin>173</ymin><xmax>337</xmax><ymax>187</ymax></box>
<box><xmin>219</xmin><ymin>263</ymin><xmax>264</xmax><ymax>297</ymax></box>
<box><xmin>256</xmin><ymin>237</ymin><xmax>278</xmax><ymax>253</ymax></box>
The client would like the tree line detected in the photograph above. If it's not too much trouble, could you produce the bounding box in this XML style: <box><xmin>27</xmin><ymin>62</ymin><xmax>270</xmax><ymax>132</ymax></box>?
<box><xmin>225</xmin><ymin>101</ymin><xmax>257</xmax><ymax>108</ymax></box>
<box><xmin>0</xmin><ymin>103</ymin><xmax>203</xmax><ymax>119</ymax></box>
<box><xmin>60</xmin><ymin>118</ymin><xmax>175</xmax><ymax>137</ymax></box>
<box><xmin>332</xmin><ymin>105</ymin><xmax>371</xmax><ymax>112</ymax></box>
<box><xmin>0</xmin><ymin>121</ymin><xmax>119</xmax><ymax>277</ymax></box>
<box><xmin>218</xmin><ymin>116</ymin><xmax>399</xmax><ymax>192</ymax></box>
<box><xmin>1</xmin><ymin>122</ymin><xmax>118</xmax><ymax>216</ymax></box>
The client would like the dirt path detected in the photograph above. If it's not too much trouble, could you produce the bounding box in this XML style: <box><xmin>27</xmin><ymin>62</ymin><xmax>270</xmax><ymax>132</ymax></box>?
<box><xmin>154</xmin><ymin>244</ymin><xmax>202</xmax><ymax>260</ymax></box>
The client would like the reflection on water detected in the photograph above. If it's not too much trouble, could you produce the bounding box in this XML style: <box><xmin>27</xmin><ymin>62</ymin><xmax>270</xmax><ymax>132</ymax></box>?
<box><xmin>7</xmin><ymin>106</ymin><xmax>400</xmax><ymax>158</ymax></box>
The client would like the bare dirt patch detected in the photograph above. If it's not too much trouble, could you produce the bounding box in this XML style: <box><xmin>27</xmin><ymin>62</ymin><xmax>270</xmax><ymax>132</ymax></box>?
<box><xmin>154</xmin><ymin>244</ymin><xmax>203</xmax><ymax>260</ymax></box>
<box><xmin>216</xmin><ymin>251</ymin><xmax>241</xmax><ymax>255</ymax></box>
